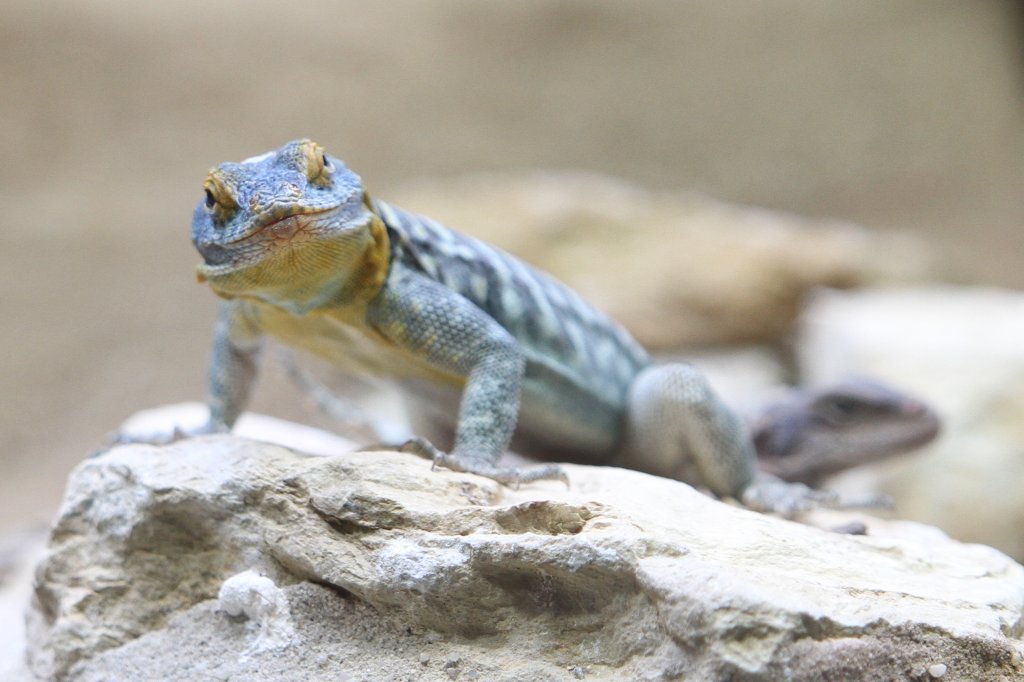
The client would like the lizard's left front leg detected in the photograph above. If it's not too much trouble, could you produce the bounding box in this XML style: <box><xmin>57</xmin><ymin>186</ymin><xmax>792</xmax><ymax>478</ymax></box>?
<box><xmin>366</xmin><ymin>268</ymin><xmax>565</xmax><ymax>486</ymax></box>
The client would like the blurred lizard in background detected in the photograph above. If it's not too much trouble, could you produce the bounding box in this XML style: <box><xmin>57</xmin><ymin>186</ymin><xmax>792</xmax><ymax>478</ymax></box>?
<box><xmin>178</xmin><ymin>139</ymin><xmax>935</xmax><ymax>514</ymax></box>
<box><xmin>744</xmin><ymin>378</ymin><xmax>938</xmax><ymax>486</ymax></box>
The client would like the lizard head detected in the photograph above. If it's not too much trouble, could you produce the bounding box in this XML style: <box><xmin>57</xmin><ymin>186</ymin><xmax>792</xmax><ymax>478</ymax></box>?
<box><xmin>192</xmin><ymin>139</ymin><xmax>388</xmax><ymax>312</ymax></box>
<box><xmin>752</xmin><ymin>377</ymin><xmax>941</xmax><ymax>486</ymax></box>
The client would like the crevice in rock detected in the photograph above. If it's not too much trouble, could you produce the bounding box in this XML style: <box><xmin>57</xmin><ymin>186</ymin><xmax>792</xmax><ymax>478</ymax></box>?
<box><xmin>311</xmin><ymin>504</ymin><xmax>385</xmax><ymax>535</ymax></box>
<box><xmin>306</xmin><ymin>576</ymin><xmax>354</xmax><ymax>601</ymax></box>
<box><xmin>490</xmin><ymin>500</ymin><xmax>594</xmax><ymax>536</ymax></box>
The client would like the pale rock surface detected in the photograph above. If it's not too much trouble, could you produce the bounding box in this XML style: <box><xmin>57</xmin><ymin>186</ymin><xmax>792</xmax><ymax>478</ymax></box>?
<box><xmin>800</xmin><ymin>286</ymin><xmax>1024</xmax><ymax>562</ymax></box>
<box><xmin>0</xmin><ymin>528</ymin><xmax>47</xmax><ymax>681</ymax></box>
<box><xmin>21</xmin><ymin>408</ymin><xmax>1024</xmax><ymax>681</ymax></box>
<box><xmin>391</xmin><ymin>172</ymin><xmax>932</xmax><ymax>349</ymax></box>
<box><xmin>217</xmin><ymin>569</ymin><xmax>299</xmax><ymax>660</ymax></box>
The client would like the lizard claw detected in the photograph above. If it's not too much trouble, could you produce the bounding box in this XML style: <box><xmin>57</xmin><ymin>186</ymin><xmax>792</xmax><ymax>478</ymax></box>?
<box><xmin>834</xmin><ymin>492</ymin><xmax>894</xmax><ymax>510</ymax></box>
<box><xmin>739</xmin><ymin>474</ymin><xmax>892</xmax><ymax>517</ymax></box>
<box><xmin>397</xmin><ymin>436</ymin><xmax>441</xmax><ymax>467</ymax></box>
<box><xmin>397</xmin><ymin>437</ymin><xmax>570</xmax><ymax>488</ymax></box>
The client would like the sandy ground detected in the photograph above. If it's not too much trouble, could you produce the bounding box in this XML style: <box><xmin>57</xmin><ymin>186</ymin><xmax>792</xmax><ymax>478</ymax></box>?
<box><xmin>1</xmin><ymin>0</ymin><xmax>1022</xmax><ymax>534</ymax></box>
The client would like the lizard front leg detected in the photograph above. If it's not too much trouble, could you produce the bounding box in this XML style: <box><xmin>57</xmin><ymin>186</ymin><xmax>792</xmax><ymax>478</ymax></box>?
<box><xmin>366</xmin><ymin>267</ymin><xmax>565</xmax><ymax>486</ymax></box>
<box><xmin>622</xmin><ymin>363</ymin><xmax>836</xmax><ymax>515</ymax></box>
<box><xmin>204</xmin><ymin>300</ymin><xmax>264</xmax><ymax>433</ymax></box>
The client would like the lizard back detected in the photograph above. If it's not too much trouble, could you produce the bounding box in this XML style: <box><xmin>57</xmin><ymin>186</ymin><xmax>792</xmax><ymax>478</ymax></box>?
<box><xmin>374</xmin><ymin>199</ymin><xmax>650</xmax><ymax>451</ymax></box>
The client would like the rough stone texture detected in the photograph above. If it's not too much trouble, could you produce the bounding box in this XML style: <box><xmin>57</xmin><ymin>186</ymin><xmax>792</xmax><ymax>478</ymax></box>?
<box><xmin>23</xmin><ymin>411</ymin><xmax>1024</xmax><ymax>681</ymax></box>
<box><xmin>800</xmin><ymin>286</ymin><xmax>1024</xmax><ymax>563</ymax></box>
<box><xmin>391</xmin><ymin>172</ymin><xmax>932</xmax><ymax>349</ymax></box>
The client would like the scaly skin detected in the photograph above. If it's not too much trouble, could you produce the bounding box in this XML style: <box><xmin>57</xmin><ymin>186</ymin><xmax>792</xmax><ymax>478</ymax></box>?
<box><xmin>189</xmin><ymin>139</ymin><xmax>835</xmax><ymax>511</ymax></box>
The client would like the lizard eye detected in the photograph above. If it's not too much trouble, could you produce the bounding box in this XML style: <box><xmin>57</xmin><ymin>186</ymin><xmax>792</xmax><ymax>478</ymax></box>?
<box><xmin>201</xmin><ymin>174</ymin><xmax>238</xmax><ymax>221</ymax></box>
<box><xmin>820</xmin><ymin>395</ymin><xmax>863</xmax><ymax>422</ymax></box>
<box><xmin>303</xmin><ymin>142</ymin><xmax>333</xmax><ymax>187</ymax></box>
<box><xmin>830</xmin><ymin>397</ymin><xmax>857</xmax><ymax>413</ymax></box>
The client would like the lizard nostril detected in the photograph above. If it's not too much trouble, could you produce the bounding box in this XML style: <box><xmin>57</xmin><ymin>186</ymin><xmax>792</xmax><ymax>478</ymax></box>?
<box><xmin>901</xmin><ymin>402</ymin><xmax>925</xmax><ymax>416</ymax></box>
<box><xmin>198</xmin><ymin>242</ymin><xmax>231</xmax><ymax>266</ymax></box>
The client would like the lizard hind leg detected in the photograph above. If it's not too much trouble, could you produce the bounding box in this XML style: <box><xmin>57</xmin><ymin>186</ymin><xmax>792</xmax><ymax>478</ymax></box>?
<box><xmin>622</xmin><ymin>363</ymin><xmax>757</xmax><ymax>497</ymax></box>
<box><xmin>622</xmin><ymin>363</ymin><xmax>838</xmax><ymax>515</ymax></box>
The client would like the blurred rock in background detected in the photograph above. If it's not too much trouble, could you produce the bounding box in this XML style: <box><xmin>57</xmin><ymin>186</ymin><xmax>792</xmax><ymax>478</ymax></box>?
<box><xmin>392</xmin><ymin>171</ymin><xmax>932</xmax><ymax>349</ymax></box>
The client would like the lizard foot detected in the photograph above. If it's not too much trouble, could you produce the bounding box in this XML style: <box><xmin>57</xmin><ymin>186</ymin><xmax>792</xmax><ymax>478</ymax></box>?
<box><xmin>106</xmin><ymin>424</ymin><xmax>189</xmax><ymax>448</ymax></box>
<box><xmin>399</xmin><ymin>437</ymin><xmax>570</xmax><ymax>488</ymax></box>
<box><xmin>739</xmin><ymin>475</ymin><xmax>893</xmax><ymax>517</ymax></box>
<box><xmin>833</xmin><ymin>492</ymin><xmax>894</xmax><ymax>510</ymax></box>
<box><xmin>92</xmin><ymin>425</ymin><xmax>191</xmax><ymax>459</ymax></box>
<box><xmin>93</xmin><ymin>425</ymin><xmax>190</xmax><ymax>458</ymax></box>
<box><xmin>99</xmin><ymin>408</ymin><xmax>230</xmax><ymax>457</ymax></box>
<box><xmin>739</xmin><ymin>475</ymin><xmax>840</xmax><ymax>517</ymax></box>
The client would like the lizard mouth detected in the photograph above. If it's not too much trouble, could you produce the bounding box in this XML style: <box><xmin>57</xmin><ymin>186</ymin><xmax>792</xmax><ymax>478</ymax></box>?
<box><xmin>897</xmin><ymin>412</ymin><xmax>942</xmax><ymax>448</ymax></box>
<box><xmin>225</xmin><ymin>211</ymin><xmax>323</xmax><ymax>246</ymax></box>
<box><xmin>197</xmin><ymin>211</ymin><xmax>326</xmax><ymax>268</ymax></box>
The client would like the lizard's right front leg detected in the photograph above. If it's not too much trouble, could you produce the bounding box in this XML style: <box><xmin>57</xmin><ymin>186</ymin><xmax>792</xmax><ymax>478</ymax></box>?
<box><xmin>203</xmin><ymin>300</ymin><xmax>264</xmax><ymax>434</ymax></box>
<box><xmin>366</xmin><ymin>267</ymin><xmax>566</xmax><ymax>486</ymax></box>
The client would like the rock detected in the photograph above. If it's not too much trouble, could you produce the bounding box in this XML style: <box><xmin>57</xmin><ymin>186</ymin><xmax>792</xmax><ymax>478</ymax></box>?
<box><xmin>390</xmin><ymin>172</ymin><xmax>932</xmax><ymax>349</ymax></box>
<box><xmin>216</xmin><ymin>570</ymin><xmax>299</xmax><ymax>660</ymax></box>
<box><xmin>23</xmin><ymin>410</ymin><xmax>1024</xmax><ymax>681</ymax></box>
<box><xmin>799</xmin><ymin>286</ymin><xmax>1024</xmax><ymax>561</ymax></box>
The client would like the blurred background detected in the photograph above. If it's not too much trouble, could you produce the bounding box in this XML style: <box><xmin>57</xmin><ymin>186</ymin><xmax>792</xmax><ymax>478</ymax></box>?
<box><xmin>2</xmin><ymin>1</ymin><xmax>1022</xmax><ymax>535</ymax></box>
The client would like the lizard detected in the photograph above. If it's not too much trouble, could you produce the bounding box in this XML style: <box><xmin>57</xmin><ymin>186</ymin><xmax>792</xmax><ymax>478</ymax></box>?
<box><xmin>183</xmin><ymin>138</ymin><xmax>870</xmax><ymax>513</ymax></box>
<box><xmin>279</xmin><ymin>353</ymin><xmax>940</xmax><ymax>487</ymax></box>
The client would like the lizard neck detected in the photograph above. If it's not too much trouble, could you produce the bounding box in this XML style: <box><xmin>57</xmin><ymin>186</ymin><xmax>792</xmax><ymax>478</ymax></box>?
<box><xmin>330</xmin><ymin>200</ymin><xmax>391</xmax><ymax>307</ymax></box>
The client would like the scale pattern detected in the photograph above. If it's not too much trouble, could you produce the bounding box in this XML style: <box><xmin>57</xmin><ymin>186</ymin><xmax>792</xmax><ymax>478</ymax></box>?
<box><xmin>374</xmin><ymin>199</ymin><xmax>649</xmax><ymax>415</ymax></box>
